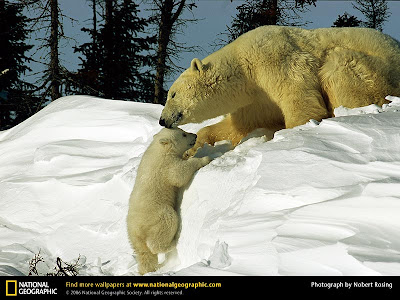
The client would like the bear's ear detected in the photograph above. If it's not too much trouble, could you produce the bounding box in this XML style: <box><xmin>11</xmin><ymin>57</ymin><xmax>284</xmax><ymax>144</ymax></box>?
<box><xmin>190</xmin><ymin>58</ymin><xmax>204</xmax><ymax>73</ymax></box>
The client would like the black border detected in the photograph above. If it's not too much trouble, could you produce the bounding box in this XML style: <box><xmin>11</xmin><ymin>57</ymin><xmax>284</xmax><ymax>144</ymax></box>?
<box><xmin>1</xmin><ymin>276</ymin><xmax>399</xmax><ymax>297</ymax></box>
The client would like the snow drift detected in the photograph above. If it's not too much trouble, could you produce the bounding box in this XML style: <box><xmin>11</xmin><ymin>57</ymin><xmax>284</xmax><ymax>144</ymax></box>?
<box><xmin>1</xmin><ymin>95</ymin><xmax>400</xmax><ymax>276</ymax></box>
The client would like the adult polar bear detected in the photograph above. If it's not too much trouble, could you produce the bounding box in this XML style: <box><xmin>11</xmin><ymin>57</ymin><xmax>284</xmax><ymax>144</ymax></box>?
<box><xmin>160</xmin><ymin>26</ymin><xmax>400</xmax><ymax>154</ymax></box>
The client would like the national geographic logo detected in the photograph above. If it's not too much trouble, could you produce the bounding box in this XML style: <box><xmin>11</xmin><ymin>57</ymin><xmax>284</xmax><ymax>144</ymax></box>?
<box><xmin>6</xmin><ymin>280</ymin><xmax>17</xmax><ymax>296</ymax></box>
<box><xmin>5</xmin><ymin>280</ymin><xmax>57</xmax><ymax>296</ymax></box>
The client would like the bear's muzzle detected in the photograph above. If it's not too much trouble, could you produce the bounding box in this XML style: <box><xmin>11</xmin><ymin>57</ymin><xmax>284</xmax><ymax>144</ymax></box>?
<box><xmin>159</xmin><ymin>118</ymin><xmax>167</xmax><ymax>127</ymax></box>
<box><xmin>159</xmin><ymin>112</ymin><xmax>183</xmax><ymax>128</ymax></box>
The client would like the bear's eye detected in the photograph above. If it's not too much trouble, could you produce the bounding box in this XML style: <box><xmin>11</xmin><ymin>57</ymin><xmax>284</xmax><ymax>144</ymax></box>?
<box><xmin>182</xmin><ymin>133</ymin><xmax>187</xmax><ymax>137</ymax></box>
<box><xmin>171</xmin><ymin>92</ymin><xmax>176</xmax><ymax>99</ymax></box>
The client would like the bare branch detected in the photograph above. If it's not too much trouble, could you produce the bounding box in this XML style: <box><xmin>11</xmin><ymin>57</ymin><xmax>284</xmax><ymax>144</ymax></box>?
<box><xmin>171</xmin><ymin>0</ymin><xmax>186</xmax><ymax>24</ymax></box>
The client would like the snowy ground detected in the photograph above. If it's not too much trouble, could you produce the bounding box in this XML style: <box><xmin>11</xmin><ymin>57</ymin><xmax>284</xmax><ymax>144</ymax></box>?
<box><xmin>1</xmin><ymin>95</ymin><xmax>400</xmax><ymax>276</ymax></box>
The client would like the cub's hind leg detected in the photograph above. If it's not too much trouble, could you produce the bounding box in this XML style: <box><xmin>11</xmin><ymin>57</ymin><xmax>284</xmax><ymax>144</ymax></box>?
<box><xmin>129</xmin><ymin>235</ymin><xmax>158</xmax><ymax>275</ymax></box>
<box><xmin>146</xmin><ymin>206</ymin><xmax>179</xmax><ymax>255</ymax></box>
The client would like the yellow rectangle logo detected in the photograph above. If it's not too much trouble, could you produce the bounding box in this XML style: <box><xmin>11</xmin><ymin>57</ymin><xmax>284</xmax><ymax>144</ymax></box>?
<box><xmin>6</xmin><ymin>280</ymin><xmax>17</xmax><ymax>296</ymax></box>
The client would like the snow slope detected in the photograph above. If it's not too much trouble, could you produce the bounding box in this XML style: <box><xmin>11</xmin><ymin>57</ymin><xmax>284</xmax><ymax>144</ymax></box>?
<box><xmin>1</xmin><ymin>95</ymin><xmax>400</xmax><ymax>276</ymax></box>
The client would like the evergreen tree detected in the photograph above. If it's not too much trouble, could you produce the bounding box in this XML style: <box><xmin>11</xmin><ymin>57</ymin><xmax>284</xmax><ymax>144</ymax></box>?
<box><xmin>102</xmin><ymin>0</ymin><xmax>115</xmax><ymax>99</ymax></box>
<box><xmin>353</xmin><ymin>0</ymin><xmax>390</xmax><ymax>31</ymax></box>
<box><xmin>24</xmin><ymin>0</ymin><xmax>72</xmax><ymax>104</ymax></box>
<box><xmin>70</xmin><ymin>0</ymin><xmax>101</xmax><ymax>97</ymax></box>
<box><xmin>74</xmin><ymin>0</ymin><xmax>156</xmax><ymax>102</ymax></box>
<box><xmin>149</xmin><ymin>0</ymin><xmax>198</xmax><ymax>105</ymax></box>
<box><xmin>332</xmin><ymin>12</ymin><xmax>362</xmax><ymax>28</ymax></box>
<box><xmin>226</xmin><ymin>0</ymin><xmax>316</xmax><ymax>42</ymax></box>
<box><xmin>0</xmin><ymin>0</ymin><xmax>35</xmax><ymax>130</ymax></box>
<box><xmin>108</xmin><ymin>0</ymin><xmax>156</xmax><ymax>101</ymax></box>
<box><xmin>48</xmin><ymin>0</ymin><xmax>60</xmax><ymax>100</ymax></box>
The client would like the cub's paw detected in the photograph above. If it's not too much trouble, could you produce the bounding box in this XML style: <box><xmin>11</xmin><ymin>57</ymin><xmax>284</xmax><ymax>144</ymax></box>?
<box><xmin>201</xmin><ymin>156</ymin><xmax>211</xmax><ymax>166</ymax></box>
<box><xmin>183</xmin><ymin>147</ymin><xmax>198</xmax><ymax>159</ymax></box>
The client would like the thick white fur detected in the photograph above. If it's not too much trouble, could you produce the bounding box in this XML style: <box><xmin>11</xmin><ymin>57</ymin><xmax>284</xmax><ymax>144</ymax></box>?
<box><xmin>126</xmin><ymin>128</ymin><xmax>210</xmax><ymax>275</ymax></box>
<box><xmin>160</xmin><ymin>26</ymin><xmax>400</xmax><ymax>155</ymax></box>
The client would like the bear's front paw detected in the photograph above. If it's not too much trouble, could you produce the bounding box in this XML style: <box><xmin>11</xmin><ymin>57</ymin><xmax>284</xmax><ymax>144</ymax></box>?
<box><xmin>201</xmin><ymin>156</ymin><xmax>211</xmax><ymax>166</ymax></box>
<box><xmin>184</xmin><ymin>147</ymin><xmax>198</xmax><ymax>159</ymax></box>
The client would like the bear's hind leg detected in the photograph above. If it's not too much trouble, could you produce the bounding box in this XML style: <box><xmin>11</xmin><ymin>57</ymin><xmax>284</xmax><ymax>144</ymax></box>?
<box><xmin>137</xmin><ymin>252</ymin><xmax>158</xmax><ymax>275</ymax></box>
<box><xmin>146</xmin><ymin>206</ymin><xmax>179</xmax><ymax>254</ymax></box>
<box><xmin>320</xmin><ymin>49</ymin><xmax>393</xmax><ymax>112</ymax></box>
<box><xmin>131</xmin><ymin>236</ymin><xmax>158</xmax><ymax>275</ymax></box>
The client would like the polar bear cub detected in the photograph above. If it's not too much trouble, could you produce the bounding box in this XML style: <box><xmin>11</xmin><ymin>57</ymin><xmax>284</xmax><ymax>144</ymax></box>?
<box><xmin>127</xmin><ymin>128</ymin><xmax>210</xmax><ymax>274</ymax></box>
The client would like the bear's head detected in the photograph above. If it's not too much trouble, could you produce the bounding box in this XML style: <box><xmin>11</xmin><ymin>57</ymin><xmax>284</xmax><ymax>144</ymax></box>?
<box><xmin>159</xmin><ymin>58</ymin><xmax>248</xmax><ymax>128</ymax></box>
<box><xmin>155</xmin><ymin>128</ymin><xmax>197</xmax><ymax>156</ymax></box>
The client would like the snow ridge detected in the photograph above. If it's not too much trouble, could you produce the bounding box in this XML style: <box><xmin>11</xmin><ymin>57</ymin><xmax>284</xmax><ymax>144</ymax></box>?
<box><xmin>1</xmin><ymin>95</ymin><xmax>400</xmax><ymax>276</ymax></box>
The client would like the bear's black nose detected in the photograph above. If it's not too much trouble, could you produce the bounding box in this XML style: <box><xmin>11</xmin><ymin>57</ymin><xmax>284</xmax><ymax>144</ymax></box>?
<box><xmin>159</xmin><ymin>118</ymin><xmax>166</xmax><ymax>127</ymax></box>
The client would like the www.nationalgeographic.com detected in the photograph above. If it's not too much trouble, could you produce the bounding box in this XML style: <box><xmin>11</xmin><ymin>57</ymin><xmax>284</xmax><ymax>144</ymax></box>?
<box><xmin>133</xmin><ymin>281</ymin><xmax>221</xmax><ymax>289</ymax></box>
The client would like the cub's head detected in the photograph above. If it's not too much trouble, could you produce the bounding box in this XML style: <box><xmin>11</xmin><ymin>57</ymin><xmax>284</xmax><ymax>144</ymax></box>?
<box><xmin>160</xmin><ymin>58</ymin><xmax>234</xmax><ymax>128</ymax></box>
<box><xmin>155</xmin><ymin>128</ymin><xmax>197</xmax><ymax>156</ymax></box>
